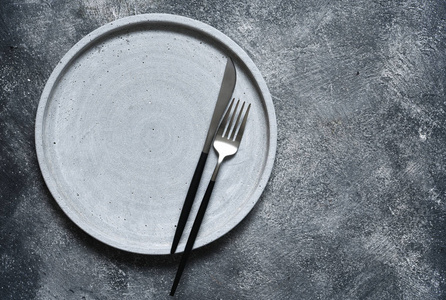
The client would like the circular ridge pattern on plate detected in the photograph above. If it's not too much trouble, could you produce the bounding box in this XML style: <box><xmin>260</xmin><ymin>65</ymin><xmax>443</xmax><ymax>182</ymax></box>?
<box><xmin>35</xmin><ymin>14</ymin><xmax>276</xmax><ymax>255</ymax></box>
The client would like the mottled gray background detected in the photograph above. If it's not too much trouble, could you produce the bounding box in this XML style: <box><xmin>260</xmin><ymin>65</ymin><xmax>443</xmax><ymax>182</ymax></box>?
<box><xmin>1</xmin><ymin>0</ymin><xmax>445</xmax><ymax>299</ymax></box>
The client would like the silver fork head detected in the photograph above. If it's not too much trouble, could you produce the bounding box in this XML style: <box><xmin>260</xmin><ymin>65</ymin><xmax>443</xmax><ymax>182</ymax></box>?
<box><xmin>214</xmin><ymin>98</ymin><xmax>251</xmax><ymax>158</ymax></box>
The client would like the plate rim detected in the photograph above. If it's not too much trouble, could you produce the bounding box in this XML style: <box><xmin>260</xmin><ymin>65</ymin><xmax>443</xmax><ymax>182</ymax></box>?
<box><xmin>35</xmin><ymin>13</ymin><xmax>277</xmax><ymax>255</ymax></box>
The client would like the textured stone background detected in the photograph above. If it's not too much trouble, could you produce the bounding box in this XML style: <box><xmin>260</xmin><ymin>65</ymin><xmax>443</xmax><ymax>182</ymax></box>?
<box><xmin>1</xmin><ymin>0</ymin><xmax>445</xmax><ymax>299</ymax></box>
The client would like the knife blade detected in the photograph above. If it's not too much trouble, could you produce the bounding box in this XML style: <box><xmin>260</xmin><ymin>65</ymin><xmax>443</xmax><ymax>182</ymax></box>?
<box><xmin>171</xmin><ymin>57</ymin><xmax>236</xmax><ymax>254</ymax></box>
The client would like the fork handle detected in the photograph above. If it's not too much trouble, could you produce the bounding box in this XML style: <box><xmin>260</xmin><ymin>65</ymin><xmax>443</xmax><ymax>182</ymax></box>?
<box><xmin>170</xmin><ymin>179</ymin><xmax>216</xmax><ymax>296</ymax></box>
<box><xmin>171</xmin><ymin>152</ymin><xmax>208</xmax><ymax>254</ymax></box>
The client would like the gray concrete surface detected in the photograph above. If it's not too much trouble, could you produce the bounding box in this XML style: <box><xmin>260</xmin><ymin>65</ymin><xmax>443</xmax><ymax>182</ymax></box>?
<box><xmin>1</xmin><ymin>0</ymin><xmax>445</xmax><ymax>299</ymax></box>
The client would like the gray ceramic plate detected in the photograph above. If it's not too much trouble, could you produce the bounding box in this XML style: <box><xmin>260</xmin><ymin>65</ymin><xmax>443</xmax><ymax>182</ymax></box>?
<box><xmin>35</xmin><ymin>14</ymin><xmax>276</xmax><ymax>255</ymax></box>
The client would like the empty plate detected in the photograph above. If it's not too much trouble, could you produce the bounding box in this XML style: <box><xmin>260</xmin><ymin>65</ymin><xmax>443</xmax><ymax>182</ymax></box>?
<box><xmin>35</xmin><ymin>14</ymin><xmax>276</xmax><ymax>254</ymax></box>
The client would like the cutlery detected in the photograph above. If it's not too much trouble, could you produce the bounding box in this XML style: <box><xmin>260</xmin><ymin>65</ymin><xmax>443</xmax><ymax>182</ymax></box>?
<box><xmin>171</xmin><ymin>57</ymin><xmax>237</xmax><ymax>254</ymax></box>
<box><xmin>170</xmin><ymin>99</ymin><xmax>251</xmax><ymax>296</ymax></box>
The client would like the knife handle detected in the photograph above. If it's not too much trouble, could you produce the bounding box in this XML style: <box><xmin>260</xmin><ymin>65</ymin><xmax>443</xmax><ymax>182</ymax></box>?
<box><xmin>171</xmin><ymin>151</ymin><xmax>208</xmax><ymax>254</ymax></box>
<box><xmin>170</xmin><ymin>179</ymin><xmax>216</xmax><ymax>296</ymax></box>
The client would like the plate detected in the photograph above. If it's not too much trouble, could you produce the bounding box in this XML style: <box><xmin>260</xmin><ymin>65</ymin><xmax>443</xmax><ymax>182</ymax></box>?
<box><xmin>35</xmin><ymin>14</ymin><xmax>276</xmax><ymax>255</ymax></box>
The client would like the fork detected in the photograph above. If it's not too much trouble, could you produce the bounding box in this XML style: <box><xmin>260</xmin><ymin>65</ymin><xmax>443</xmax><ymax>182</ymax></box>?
<box><xmin>170</xmin><ymin>99</ymin><xmax>251</xmax><ymax>296</ymax></box>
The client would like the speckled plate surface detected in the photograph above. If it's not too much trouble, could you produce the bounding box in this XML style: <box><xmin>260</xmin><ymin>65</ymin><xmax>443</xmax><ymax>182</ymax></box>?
<box><xmin>35</xmin><ymin>14</ymin><xmax>276</xmax><ymax>255</ymax></box>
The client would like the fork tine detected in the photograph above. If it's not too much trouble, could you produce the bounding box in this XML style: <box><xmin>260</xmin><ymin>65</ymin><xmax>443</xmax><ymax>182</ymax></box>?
<box><xmin>225</xmin><ymin>99</ymin><xmax>240</xmax><ymax>138</ymax></box>
<box><xmin>217</xmin><ymin>98</ymin><xmax>235</xmax><ymax>137</ymax></box>
<box><xmin>235</xmin><ymin>103</ymin><xmax>251</xmax><ymax>142</ymax></box>
<box><xmin>230</xmin><ymin>101</ymin><xmax>245</xmax><ymax>140</ymax></box>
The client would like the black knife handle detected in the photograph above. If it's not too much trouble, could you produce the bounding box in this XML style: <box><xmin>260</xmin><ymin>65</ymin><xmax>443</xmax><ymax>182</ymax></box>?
<box><xmin>170</xmin><ymin>180</ymin><xmax>216</xmax><ymax>296</ymax></box>
<box><xmin>171</xmin><ymin>152</ymin><xmax>208</xmax><ymax>254</ymax></box>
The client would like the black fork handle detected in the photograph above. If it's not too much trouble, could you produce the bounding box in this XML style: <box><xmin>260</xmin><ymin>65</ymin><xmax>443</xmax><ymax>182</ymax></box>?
<box><xmin>170</xmin><ymin>179</ymin><xmax>216</xmax><ymax>296</ymax></box>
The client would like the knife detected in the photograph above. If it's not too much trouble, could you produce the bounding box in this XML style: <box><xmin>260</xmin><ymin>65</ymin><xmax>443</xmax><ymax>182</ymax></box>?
<box><xmin>171</xmin><ymin>57</ymin><xmax>237</xmax><ymax>254</ymax></box>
